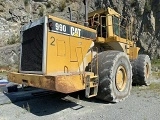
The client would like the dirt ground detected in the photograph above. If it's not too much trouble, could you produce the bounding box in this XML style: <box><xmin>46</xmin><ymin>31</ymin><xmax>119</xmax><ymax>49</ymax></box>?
<box><xmin>0</xmin><ymin>79</ymin><xmax>160</xmax><ymax>120</ymax></box>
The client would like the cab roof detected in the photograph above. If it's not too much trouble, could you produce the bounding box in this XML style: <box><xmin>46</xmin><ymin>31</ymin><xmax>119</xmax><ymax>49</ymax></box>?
<box><xmin>88</xmin><ymin>7</ymin><xmax>120</xmax><ymax>18</ymax></box>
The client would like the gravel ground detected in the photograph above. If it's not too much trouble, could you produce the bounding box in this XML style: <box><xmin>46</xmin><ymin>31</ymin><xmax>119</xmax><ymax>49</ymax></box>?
<box><xmin>0</xmin><ymin>82</ymin><xmax>160</xmax><ymax>120</ymax></box>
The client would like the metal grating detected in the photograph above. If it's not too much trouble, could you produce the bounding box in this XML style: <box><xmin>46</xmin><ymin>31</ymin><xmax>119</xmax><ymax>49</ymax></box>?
<box><xmin>21</xmin><ymin>24</ymin><xmax>44</xmax><ymax>72</ymax></box>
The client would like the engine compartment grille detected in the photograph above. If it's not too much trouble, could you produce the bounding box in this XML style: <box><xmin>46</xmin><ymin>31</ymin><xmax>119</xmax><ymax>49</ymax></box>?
<box><xmin>21</xmin><ymin>24</ymin><xmax>44</xmax><ymax>72</ymax></box>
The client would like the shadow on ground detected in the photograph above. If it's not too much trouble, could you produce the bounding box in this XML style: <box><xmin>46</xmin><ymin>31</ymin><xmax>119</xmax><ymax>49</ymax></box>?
<box><xmin>1</xmin><ymin>87</ymin><xmax>110</xmax><ymax>116</ymax></box>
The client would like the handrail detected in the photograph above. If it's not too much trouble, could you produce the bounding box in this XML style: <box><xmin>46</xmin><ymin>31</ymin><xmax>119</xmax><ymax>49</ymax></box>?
<box><xmin>92</xmin><ymin>13</ymin><xmax>100</xmax><ymax>26</ymax></box>
<box><xmin>111</xmin><ymin>14</ymin><xmax>132</xmax><ymax>41</ymax></box>
<box><xmin>88</xmin><ymin>13</ymin><xmax>133</xmax><ymax>41</ymax></box>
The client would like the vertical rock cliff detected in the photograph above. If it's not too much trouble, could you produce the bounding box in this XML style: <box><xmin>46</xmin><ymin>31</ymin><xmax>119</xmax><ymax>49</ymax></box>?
<box><xmin>0</xmin><ymin>0</ymin><xmax>160</xmax><ymax>68</ymax></box>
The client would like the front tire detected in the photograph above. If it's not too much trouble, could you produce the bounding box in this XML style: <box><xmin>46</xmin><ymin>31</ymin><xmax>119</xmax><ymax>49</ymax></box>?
<box><xmin>92</xmin><ymin>51</ymin><xmax>132</xmax><ymax>102</ymax></box>
<box><xmin>132</xmin><ymin>55</ymin><xmax>151</xmax><ymax>86</ymax></box>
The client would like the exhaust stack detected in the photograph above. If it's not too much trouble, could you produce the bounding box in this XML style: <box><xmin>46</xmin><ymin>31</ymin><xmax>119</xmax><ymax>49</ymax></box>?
<box><xmin>68</xmin><ymin>7</ymin><xmax>72</xmax><ymax>21</ymax></box>
<box><xmin>83</xmin><ymin>0</ymin><xmax>88</xmax><ymax>26</ymax></box>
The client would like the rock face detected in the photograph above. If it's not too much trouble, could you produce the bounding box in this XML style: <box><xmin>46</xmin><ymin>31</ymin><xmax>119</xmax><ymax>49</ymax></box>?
<box><xmin>0</xmin><ymin>43</ymin><xmax>20</xmax><ymax>69</ymax></box>
<box><xmin>0</xmin><ymin>0</ymin><xmax>160</xmax><ymax>68</ymax></box>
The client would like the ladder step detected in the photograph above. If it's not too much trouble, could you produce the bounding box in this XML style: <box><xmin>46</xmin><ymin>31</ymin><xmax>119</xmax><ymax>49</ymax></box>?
<box><xmin>90</xmin><ymin>75</ymin><xmax>98</xmax><ymax>79</ymax></box>
<box><xmin>85</xmin><ymin>75</ymin><xmax>99</xmax><ymax>98</ymax></box>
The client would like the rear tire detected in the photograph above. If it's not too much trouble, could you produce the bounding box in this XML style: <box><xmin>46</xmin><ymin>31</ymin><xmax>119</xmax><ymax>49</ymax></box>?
<box><xmin>132</xmin><ymin>55</ymin><xmax>151</xmax><ymax>86</ymax></box>
<box><xmin>92</xmin><ymin>51</ymin><xmax>132</xmax><ymax>102</ymax></box>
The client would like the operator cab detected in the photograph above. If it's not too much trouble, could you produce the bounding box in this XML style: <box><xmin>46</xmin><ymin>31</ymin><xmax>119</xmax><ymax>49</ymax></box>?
<box><xmin>88</xmin><ymin>7</ymin><xmax>132</xmax><ymax>41</ymax></box>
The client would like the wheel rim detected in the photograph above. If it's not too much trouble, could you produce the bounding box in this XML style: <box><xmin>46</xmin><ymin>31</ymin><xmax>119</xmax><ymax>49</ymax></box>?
<box><xmin>115</xmin><ymin>66</ymin><xmax>127</xmax><ymax>91</ymax></box>
<box><xmin>146</xmin><ymin>63</ymin><xmax>149</xmax><ymax>79</ymax></box>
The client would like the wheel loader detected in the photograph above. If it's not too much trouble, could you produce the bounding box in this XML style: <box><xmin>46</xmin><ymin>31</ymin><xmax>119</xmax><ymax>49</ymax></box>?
<box><xmin>7</xmin><ymin>0</ymin><xmax>151</xmax><ymax>102</ymax></box>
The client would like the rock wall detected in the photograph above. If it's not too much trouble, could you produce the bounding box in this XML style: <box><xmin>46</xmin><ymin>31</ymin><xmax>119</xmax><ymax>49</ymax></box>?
<box><xmin>0</xmin><ymin>0</ymin><xmax>160</xmax><ymax>68</ymax></box>
<box><xmin>0</xmin><ymin>43</ymin><xmax>20</xmax><ymax>69</ymax></box>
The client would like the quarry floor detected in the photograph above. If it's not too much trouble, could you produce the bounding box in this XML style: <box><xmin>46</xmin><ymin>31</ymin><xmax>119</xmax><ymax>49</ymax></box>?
<box><xmin>0</xmin><ymin>76</ymin><xmax>160</xmax><ymax>120</ymax></box>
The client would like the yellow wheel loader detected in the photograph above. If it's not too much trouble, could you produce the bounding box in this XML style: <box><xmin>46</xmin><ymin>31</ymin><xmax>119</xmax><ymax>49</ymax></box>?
<box><xmin>8</xmin><ymin>0</ymin><xmax>151</xmax><ymax>102</ymax></box>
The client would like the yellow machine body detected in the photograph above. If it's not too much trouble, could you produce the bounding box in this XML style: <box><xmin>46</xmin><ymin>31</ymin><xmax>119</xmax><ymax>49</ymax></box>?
<box><xmin>88</xmin><ymin>7</ymin><xmax>140</xmax><ymax>59</ymax></box>
<box><xmin>8</xmin><ymin>7</ymin><xmax>139</xmax><ymax>95</ymax></box>
<box><xmin>8</xmin><ymin>15</ymin><xmax>97</xmax><ymax>94</ymax></box>
<box><xmin>46</xmin><ymin>15</ymin><xmax>96</xmax><ymax>75</ymax></box>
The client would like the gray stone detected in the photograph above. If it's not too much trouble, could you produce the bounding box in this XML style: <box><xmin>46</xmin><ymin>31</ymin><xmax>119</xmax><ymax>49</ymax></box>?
<box><xmin>0</xmin><ymin>0</ymin><xmax>160</xmax><ymax>69</ymax></box>
<box><xmin>0</xmin><ymin>44</ymin><xmax>20</xmax><ymax>69</ymax></box>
